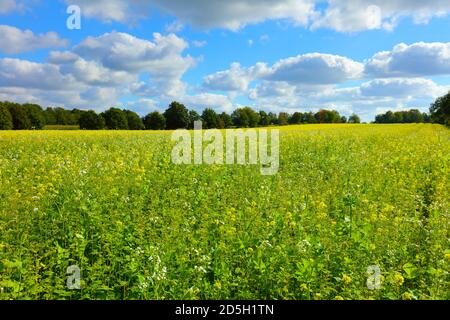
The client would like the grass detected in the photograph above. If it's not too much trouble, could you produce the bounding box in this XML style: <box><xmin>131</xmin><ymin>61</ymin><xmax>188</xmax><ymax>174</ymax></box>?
<box><xmin>0</xmin><ymin>124</ymin><xmax>449</xmax><ymax>300</ymax></box>
<box><xmin>43</xmin><ymin>125</ymin><xmax>80</xmax><ymax>130</ymax></box>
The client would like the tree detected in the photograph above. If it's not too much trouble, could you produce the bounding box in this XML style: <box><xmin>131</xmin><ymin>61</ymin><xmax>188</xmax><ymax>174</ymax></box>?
<box><xmin>164</xmin><ymin>101</ymin><xmax>189</xmax><ymax>129</ymax></box>
<box><xmin>125</xmin><ymin>110</ymin><xmax>145</xmax><ymax>130</ymax></box>
<box><xmin>430</xmin><ymin>92</ymin><xmax>450</xmax><ymax>125</ymax></box>
<box><xmin>232</xmin><ymin>107</ymin><xmax>260</xmax><ymax>128</ymax></box>
<box><xmin>290</xmin><ymin>112</ymin><xmax>303</xmax><ymax>124</ymax></box>
<box><xmin>278</xmin><ymin>112</ymin><xmax>289</xmax><ymax>126</ymax></box>
<box><xmin>201</xmin><ymin>108</ymin><xmax>219</xmax><ymax>129</ymax></box>
<box><xmin>79</xmin><ymin>110</ymin><xmax>105</xmax><ymax>130</ymax></box>
<box><xmin>144</xmin><ymin>112</ymin><xmax>166</xmax><ymax>130</ymax></box>
<box><xmin>348</xmin><ymin>113</ymin><xmax>361</xmax><ymax>124</ymax></box>
<box><xmin>0</xmin><ymin>104</ymin><xmax>13</xmax><ymax>130</ymax></box>
<box><xmin>188</xmin><ymin>110</ymin><xmax>201</xmax><ymax>129</ymax></box>
<box><xmin>219</xmin><ymin>112</ymin><xmax>232</xmax><ymax>128</ymax></box>
<box><xmin>24</xmin><ymin>103</ymin><xmax>45</xmax><ymax>129</ymax></box>
<box><xmin>44</xmin><ymin>107</ymin><xmax>57</xmax><ymax>125</ymax></box>
<box><xmin>8</xmin><ymin>103</ymin><xmax>31</xmax><ymax>130</ymax></box>
<box><xmin>102</xmin><ymin>108</ymin><xmax>128</xmax><ymax>130</ymax></box>
<box><xmin>303</xmin><ymin>112</ymin><xmax>316</xmax><ymax>124</ymax></box>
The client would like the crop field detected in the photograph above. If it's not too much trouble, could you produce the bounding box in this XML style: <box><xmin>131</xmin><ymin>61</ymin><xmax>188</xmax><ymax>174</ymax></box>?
<box><xmin>0</xmin><ymin>124</ymin><xmax>449</xmax><ymax>300</ymax></box>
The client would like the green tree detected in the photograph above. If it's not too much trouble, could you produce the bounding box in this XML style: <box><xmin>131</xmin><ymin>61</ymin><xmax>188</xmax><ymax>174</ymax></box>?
<box><xmin>144</xmin><ymin>112</ymin><xmax>166</xmax><ymax>130</ymax></box>
<box><xmin>348</xmin><ymin>113</ymin><xmax>361</xmax><ymax>124</ymax></box>
<box><xmin>278</xmin><ymin>112</ymin><xmax>289</xmax><ymax>126</ymax></box>
<box><xmin>164</xmin><ymin>101</ymin><xmax>190</xmax><ymax>129</ymax></box>
<box><xmin>24</xmin><ymin>103</ymin><xmax>45</xmax><ymax>129</ymax></box>
<box><xmin>201</xmin><ymin>108</ymin><xmax>219</xmax><ymax>129</ymax></box>
<box><xmin>8</xmin><ymin>103</ymin><xmax>31</xmax><ymax>130</ymax></box>
<box><xmin>102</xmin><ymin>108</ymin><xmax>128</xmax><ymax>130</ymax></box>
<box><xmin>79</xmin><ymin>110</ymin><xmax>105</xmax><ymax>130</ymax></box>
<box><xmin>188</xmin><ymin>110</ymin><xmax>201</xmax><ymax>129</ymax></box>
<box><xmin>430</xmin><ymin>91</ymin><xmax>450</xmax><ymax>125</ymax></box>
<box><xmin>290</xmin><ymin>112</ymin><xmax>303</xmax><ymax>124</ymax></box>
<box><xmin>125</xmin><ymin>110</ymin><xmax>145</xmax><ymax>130</ymax></box>
<box><xmin>219</xmin><ymin>112</ymin><xmax>232</xmax><ymax>128</ymax></box>
<box><xmin>232</xmin><ymin>107</ymin><xmax>260</xmax><ymax>128</ymax></box>
<box><xmin>0</xmin><ymin>104</ymin><xmax>13</xmax><ymax>130</ymax></box>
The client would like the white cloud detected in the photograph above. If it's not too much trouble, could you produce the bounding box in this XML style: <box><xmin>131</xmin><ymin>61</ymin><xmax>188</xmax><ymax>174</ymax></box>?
<box><xmin>267</xmin><ymin>53</ymin><xmax>364</xmax><ymax>84</ymax></box>
<box><xmin>360</xmin><ymin>78</ymin><xmax>447</xmax><ymax>98</ymax></box>
<box><xmin>313</xmin><ymin>0</ymin><xmax>450</xmax><ymax>32</ymax></box>
<box><xmin>192</xmin><ymin>40</ymin><xmax>207</xmax><ymax>48</ymax></box>
<box><xmin>0</xmin><ymin>0</ymin><xmax>20</xmax><ymax>14</ymax></box>
<box><xmin>165</xmin><ymin>20</ymin><xmax>184</xmax><ymax>33</ymax></box>
<box><xmin>366</xmin><ymin>42</ymin><xmax>450</xmax><ymax>77</ymax></box>
<box><xmin>181</xmin><ymin>93</ymin><xmax>234</xmax><ymax>112</ymax></box>
<box><xmin>66</xmin><ymin>0</ymin><xmax>316</xmax><ymax>30</ymax></box>
<box><xmin>63</xmin><ymin>0</ymin><xmax>450</xmax><ymax>32</ymax></box>
<box><xmin>0</xmin><ymin>25</ymin><xmax>68</xmax><ymax>54</ymax></box>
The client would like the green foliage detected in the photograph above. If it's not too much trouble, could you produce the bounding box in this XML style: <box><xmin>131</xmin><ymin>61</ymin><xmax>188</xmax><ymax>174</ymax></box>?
<box><xmin>430</xmin><ymin>91</ymin><xmax>450</xmax><ymax>125</ymax></box>
<box><xmin>24</xmin><ymin>104</ymin><xmax>46</xmax><ymax>129</ymax></box>
<box><xmin>7</xmin><ymin>102</ymin><xmax>32</xmax><ymax>130</ymax></box>
<box><xmin>125</xmin><ymin>110</ymin><xmax>145</xmax><ymax>130</ymax></box>
<box><xmin>79</xmin><ymin>111</ymin><xmax>105</xmax><ymax>130</ymax></box>
<box><xmin>375</xmin><ymin>109</ymin><xmax>428</xmax><ymax>124</ymax></box>
<box><xmin>278</xmin><ymin>112</ymin><xmax>289</xmax><ymax>126</ymax></box>
<box><xmin>144</xmin><ymin>112</ymin><xmax>166</xmax><ymax>130</ymax></box>
<box><xmin>188</xmin><ymin>110</ymin><xmax>201</xmax><ymax>129</ymax></box>
<box><xmin>348</xmin><ymin>114</ymin><xmax>361</xmax><ymax>124</ymax></box>
<box><xmin>201</xmin><ymin>108</ymin><xmax>219</xmax><ymax>129</ymax></box>
<box><xmin>163</xmin><ymin>101</ymin><xmax>190</xmax><ymax>129</ymax></box>
<box><xmin>102</xmin><ymin>108</ymin><xmax>129</xmax><ymax>130</ymax></box>
<box><xmin>0</xmin><ymin>124</ymin><xmax>448</xmax><ymax>300</ymax></box>
<box><xmin>0</xmin><ymin>104</ymin><xmax>13</xmax><ymax>130</ymax></box>
<box><xmin>232</xmin><ymin>107</ymin><xmax>260</xmax><ymax>127</ymax></box>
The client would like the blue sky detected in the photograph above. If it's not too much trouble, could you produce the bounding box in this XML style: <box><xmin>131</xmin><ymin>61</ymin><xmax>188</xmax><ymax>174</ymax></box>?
<box><xmin>1</xmin><ymin>1</ymin><xmax>450</xmax><ymax>121</ymax></box>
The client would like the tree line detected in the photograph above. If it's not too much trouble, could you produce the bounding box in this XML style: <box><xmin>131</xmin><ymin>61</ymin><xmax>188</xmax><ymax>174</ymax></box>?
<box><xmin>1</xmin><ymin>89</ymin><xmax>449</xmax><ymax>130</ymax></box>
<box><xmin>0</xmin><ymin>100</ymin><xmax>361</xmax><ymax>130</ymax></box>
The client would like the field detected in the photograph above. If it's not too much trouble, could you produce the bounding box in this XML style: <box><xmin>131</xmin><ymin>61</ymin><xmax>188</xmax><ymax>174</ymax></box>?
<box><xmin>0</xmin><ymin>124</ymin><xmax>449</xmax><ymax>300</ymax></box>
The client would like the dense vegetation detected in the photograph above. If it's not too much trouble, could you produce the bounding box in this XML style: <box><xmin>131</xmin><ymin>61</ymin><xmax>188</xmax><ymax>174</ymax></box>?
<box><xmin>0</xmin><ymin>124</ymin><xmax>448</xmax><ymax>299</ymax></box>
<box><xmin>1</xmin><ymin>90</ymin><xmax>450</xmax><ymax>130</ymax></box>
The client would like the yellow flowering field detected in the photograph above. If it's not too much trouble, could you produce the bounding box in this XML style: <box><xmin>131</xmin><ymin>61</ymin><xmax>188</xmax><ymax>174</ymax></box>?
<box><xmin>0</xmin><ymin>124</ymin><xmax>449</xmax><ymax>299</ymax></box>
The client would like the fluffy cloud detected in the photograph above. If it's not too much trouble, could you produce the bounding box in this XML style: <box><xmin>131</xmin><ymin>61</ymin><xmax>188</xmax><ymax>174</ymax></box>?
<box><xmin>0</xmin><ymin>25</ymin><xmax>68</xmax><ymax>54</ymax></box>
<box><xmin>65</xmin><ymin>0</ymin><xmax>316</xmax><ymax>30</ymax></box>
<box><xmin>0</xmin><ymin>0</ymin><xmax>20</xmax><ymax>14</ymax></box>
<box><xmin>313</xmin><ymin>0</ymin><xmax>450</xmax><ymax>32</ymax></box>
<box><xmin>267</xmin><ymin>53</ymin><xmax>364</xmax><ymax>84</ymax></box>
<box><xmin>366</xmin><ymin>42</ymin><xmax>450</xmax><ymax>77</ymax></box>
<box><xmin>0</xmin><ymin>32</ymin><xmax>198</xmax><ymax>111</ymax></box>
<box><xmin>63</xmin><ymin>0</ymin><xmax>450</xmax><ymax>32</ymax></box>
<box><xmin>360</xmin><ymin>78</ymin><xmax>448</xmax><ymax>98</ymax></box>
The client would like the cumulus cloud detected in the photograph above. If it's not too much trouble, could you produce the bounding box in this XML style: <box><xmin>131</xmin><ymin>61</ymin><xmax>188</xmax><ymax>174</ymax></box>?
<box><xmin>65</xmin><ymin>0</ymin><xmax>316</xmax><ymax>30</ymax></box>
<box><xmin>0</xmin><ymin>0</ymin><xmax>20</xmax><ymax>14</ymax></box>
<box><xmin>0</xmin><ymin>25</ymin><xmax>68</xmax><ymax>54</ymax></box>
<box><xmin>0</xmin><ymin>31</ymin><xmax>198</xmax><ymax>111</ymax></box>
<box><xmin>312</xmin><ymin>0</ymin><xmax>450</xmax><ymax>32</ymax></box>
<box><xmin>267</xmin><ymin>53</ymin><xmax>364</xmax><ymax>84</ymax></box>
<box><xmin>360</xmin><ymin>78</ymin><xmax>448</xmax><ymax>98</ymax></box>
<box><xmin>365</xmin><ymin>42</ymin><xmax>450</xmax><ymax>77</ymax></box>
<box><xmin>63</xmin><ymin>0</ymin><xmax>450</xmax><ymax>32</ymax></box>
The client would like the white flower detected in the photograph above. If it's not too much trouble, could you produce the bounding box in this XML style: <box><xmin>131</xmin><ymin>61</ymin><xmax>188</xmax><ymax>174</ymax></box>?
<box><xmin>33</xmin><ymin>208</ymin><xmax>39</xmax><ymax>213</ymax></box>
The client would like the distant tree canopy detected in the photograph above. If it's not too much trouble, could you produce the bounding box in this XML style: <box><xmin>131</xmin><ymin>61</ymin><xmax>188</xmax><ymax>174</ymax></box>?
<box><xmin>164</xmin><ymin>101</ymin><xmax>190</xmax><ymax>130</ymax></box>
<box><xmin>0</xmin><ymin>104</ymin><xmax>13</xmax><ymax>130</ymax></box>
<box><xmin>430</xmin><ymin>91</ymin><xmax>450</xmax><ymax>126</ymax></box>
<box><xmin>144</xmin><ymin>112</ymin><xmax>166</xmax><ymax>130</ymax></box>
<box><xmin>375</xmin><ymin>109</ymin><xmax>429</xmax><ymax>124</ymax></box>
<box><xmin>348</xmin><ymin>113</ymin><xmax>361</xmax><ymax>124</ymax></box>
<box><xmin>7</xmin><ymin>99</ymin><xmax>427</xmax><ymax>131</ymax></box>
<box><xmin>126</xmin><ymin>110</ymin><xmax>145</xmax><ymax>130</ymax></box>
<box><xmin>79</xmin><ymin>111</ymin><xmax>105</xmax><ymax>130</ymax></box>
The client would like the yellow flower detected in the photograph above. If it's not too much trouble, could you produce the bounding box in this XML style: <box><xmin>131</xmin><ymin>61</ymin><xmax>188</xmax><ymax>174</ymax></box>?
<box><xmin>334</xmin><ymin>296</ymin><xmax>344</xmax><ymax>300</ymax></box>
<box><xmin>394</xmin><ymin>273</ymin><xmax>404</xmax><ymax>286</ymax></box>
<box><xmin>445</xmin><ymin>253</ymin><xmax>450</xmax><ymax>260</ymax></box>
<box><xmin>402</xmin><ymin>292</ymin><xmax>413</xmax><ymax>300</ymax></box>
<box><xmin>342</xmin><ymin>274</ymin><xmax>352</xmax><ymax>285</ymax></box>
